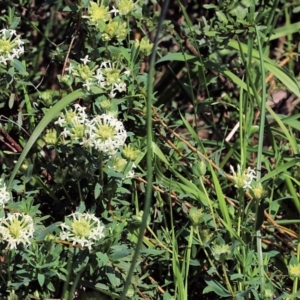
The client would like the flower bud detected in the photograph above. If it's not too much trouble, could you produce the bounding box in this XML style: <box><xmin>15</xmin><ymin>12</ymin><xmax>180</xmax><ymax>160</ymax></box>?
<box><xmin>189</xmin><ymin>207</ymin><xmax>204</xmax><ymax>227</ymax></box>
<box><xmin>39</xmin><ymin>91</ymin><xmax>53</xmax><ymax>107</ymax></box>
<box><xmin>44</xmin><ymin>129</ymin><xmax>58</xmax><ymax>145</ymax></box>
<box><xmin>122</xmin><ymin>144</ymin><xmax>140</xmax><ymax>161</ymax></box>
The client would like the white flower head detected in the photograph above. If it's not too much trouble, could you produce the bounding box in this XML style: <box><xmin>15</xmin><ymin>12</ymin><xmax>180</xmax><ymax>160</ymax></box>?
<box><xmin>230</xmin><ymin>164</ymin><xmax>256</xmax><ymax>190</ymax></box>
<box><xmin>0</xmin><ymin>178</ymin><xmax>11</xmax><ymax>207</ymax></box>
<box><xmin>59</xmin><ymin>212</ymin><xmax>105</xmax><ymax>250</ymax></box>
<box><xmin>0</xmin><ymin>29</ymin><xmax>24</xmax><ymax>65</ymax></box>
<box><xmin>97</xmin><ymin>60</ymin><xmax>128</xmax><ymax>93</ymax></box>
<box><xmin>0</xmin><ymin>213</ymin><xmax>34</xmax><ymax>249</ymax></box>
<box><xmin>87</xmin><ymin>114</ymin><xmax>127</xmax><ymax>155</ymax></box>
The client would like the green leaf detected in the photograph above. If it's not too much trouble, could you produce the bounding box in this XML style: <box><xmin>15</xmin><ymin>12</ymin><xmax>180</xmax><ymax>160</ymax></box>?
<box><xmin>8</xmin><ymin>93</ymin><xmax>15</xmax><ymax>109</ymax></box>
<box><xmin>203</xmin><ymin>280</ymin><xmax>231</xmax><ymax>297</ymax></box>
<box><xmin>216</xmin><ymin>11</ymin><xmax>228</xmax><ymax>25</ymax></box>
<box><xmin>152</xmin><ymin>142</ymin><xmax>170</xmax><ymax>165</ymax></box>
<box><xmin>106</xmin><ymin>265</ymin><xmax>120</xmax><ymax>288</ymax></box>
<box><xmin>254</xmin><ymin>201</ymin><xmax>265</xmax><ymax>231</ymax></box>
<box><xmin>96</xmin><ymin>252</ymin><xmax>109</xmax><ymax>266</ymax></box>
<box><xmin>37</xmin><ymin>273</ymin><xmax>45</xmax><ymax>287</ymax></box>
<box><xmin>6</xmin><ymin>67</ymin><xmax>14</xmax><ymax>85</ymax></box>
<box><xmin>156</xmin><ymin>53</ymin><xmax>198</xmax><ymax>64</ymax></box>
<box><xmin>203</xmin><ymin>4</ymin><xmax>218</xmax><ymax>9</ymax></box>
<box><xmin>228</xmin><ymin>39</ymin><xmax>300</xmax><ymax>98</ymax></box>
<box><xmin>94</xmin><ymin>182</ymin><xmax>102</xmax><ymax>199</ymax></box>
<box><xmin>35</xmin><ymin>222</ymin><xmax>61</xmax><ymax>242</ymax></box>
<box><xmin>270</xmin><ymin>22</ymin><xmax>300</xmax><ymax>40</ymax></box>
<box><xmin>12</xmin><ymin>59</ymin><xmax>28</xmax><ymax>75</ymax></box>
<box><xmin>24</xmin><ymin>163</ymin><xmax>33</xmax><ymax>183</ymax></box>
<box><xmin>109</xmin><ymin>248</ymin><xmax>132</xmax><ymax>261</ymax></box>
<box><xmin>63</xmin><ymin>4</ymin><xmax>80</xmax><ymax>11</ymax></box>
<box><xmin>260</xmin><ymin>159</ymin><xmax>298</xmax><ymax>182</ymax></box>
<box><xmin>209</xmin><ymin>165</ymin><xmax>232</xmax><ymax>231</ymax></box>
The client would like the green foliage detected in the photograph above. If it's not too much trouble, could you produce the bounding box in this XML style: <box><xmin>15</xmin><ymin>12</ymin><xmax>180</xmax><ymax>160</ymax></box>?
<box><xmin>0</xmin><ymin>0</ymin><xmax>300</xmax><ymax>299</ymax></box>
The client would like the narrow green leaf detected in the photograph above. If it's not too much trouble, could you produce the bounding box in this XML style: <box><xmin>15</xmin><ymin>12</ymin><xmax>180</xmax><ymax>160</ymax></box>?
<box><xmin>94</xmin><ymin>182</ymin><xmax>102</xmax><ymax>199</ymax></box>
<box><xmin>209</xmin><ymin>165</ymin><xmax>232</xmax><ymax>231</ymax></box>
<box><xmin>38</xmin><ymin>273</ymin><xmax>45</xmax><ymax>287</ymax></box>
<box><xmin>228</xmin><ymin>39</ymin><xmax>300</xmax><ymax>97</ymax></box>
<box><xmin>152</xmin><ymin>141</ymin><xmax>170</xmax><ymax>165</ymax></box>
<box><xmin>203</xmin><ymin>280</ymin><xmax>231</xmax><ymax>297</ymax></box>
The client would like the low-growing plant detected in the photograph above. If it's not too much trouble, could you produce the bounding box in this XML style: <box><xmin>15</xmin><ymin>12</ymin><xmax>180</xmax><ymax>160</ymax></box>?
<box><xmin>0</xmin><ymin>0</ymin><xmax>300</xmax><ymax>299</ymax></box>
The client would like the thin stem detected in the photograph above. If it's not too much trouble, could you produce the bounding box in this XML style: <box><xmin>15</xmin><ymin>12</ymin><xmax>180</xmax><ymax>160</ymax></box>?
<box><xmin>120</xmin><ymin>0</ymin><xmax>170</xmax><ymax>298</ymax></box>
<box><xmin>194</xmin><ymin>228</ymin><xmax>223</xmax><ymax>282</ymax></box>
<box><xmin>255</xmin><ymin>25</ymin><xmax>267</xmax><ymax>291</ymax></box>
<box><xmin>184</xmin><ymin>226</ymin><xmax>194</xmax><ymax>300</ymax></box>
<box><xmin>146</xmin><ymin>226</ymin><xmax>174</xmax><ymax>255</ymax></box>
<box><xmin>61</xmin><ymin>247</ymin><xmax>74</xmax><ymax>300</ymax></box>
<box><xmin>237</xmin><ymin>188</ymin><xmax>245</xmax><ymax>238</ymax></box>
<box><xmin>77</xmin><ymin>180</ymin><xmax>83</xmax><ymax>203</ymax></box>
<box><xmin>62</xmin><ymin>185</ymin><xmax>72</xmax><ymax>203</ymax></box>
<box><xmin>221</xmin><ymin>259</ymin><xmax>234</xmax><ymax>297</ymax></box>
<box><xmin>68</xmin><ymin>265</ymin><xmax>86</xmax><ymax>300</ymax></box>
<box><xmin>292</xmin><ymin>242</ymin><xmax>300</xmax><ymax>296</ymax></box>
<box><xmin>199</xmin><ymin>176</ymin><xmax>217</xmax><ymax>229</ymax></box>
<box><xmin>133</xmin><ymin>180</ymin><xmax>139</xmax><ymax>214</ymax></box>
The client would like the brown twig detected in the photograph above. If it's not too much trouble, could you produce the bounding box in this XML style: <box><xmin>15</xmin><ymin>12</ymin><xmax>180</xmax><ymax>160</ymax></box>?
<box><xmin>0</xmin><ymin>127</ymin><xmax>23</xmax><ymax>153</ymax></box>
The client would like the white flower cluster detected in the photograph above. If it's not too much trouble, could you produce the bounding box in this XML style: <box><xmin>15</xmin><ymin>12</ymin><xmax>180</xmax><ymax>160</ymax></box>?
<box><xmin>0</xmin><ymin>178</ymin><xmax>11</xmax><ymax>207</ymax></box>
<box><xmin>0</xmin><ymin>29</ymin><xmax>24</xmax><ymax>65</ymax></box>
<box><xmin>59</xmin><ymin>212</ymin><xmax>105</xmax><ymax>250</ymax></box>
<box><xmin>230</xmin><ymin>164</ymin><xmax>256</xmax><ymax>190</ymax></box>
<box><xmin>65</xmin><ymin>56</ymin><xmax>130</xmax><ymax>98</ymax></box>
<box><xmin>0</xmin><ymin>213</ymin><xmax>34</xmax><ymax>250</ymax></box>
<box><xmin>55</xmin><ymin>104</ymin><xmax>127</xmax><ymax>155</ymax></box>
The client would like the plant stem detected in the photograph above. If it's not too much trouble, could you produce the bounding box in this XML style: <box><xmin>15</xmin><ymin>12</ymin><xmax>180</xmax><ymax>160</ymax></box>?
<box><xmin>61</xmin><ymin>247</ymin><xmax>74</xmax><ymax>300</ymax></box>
<box><xmin>221</xmin><ymin>259</ymin><xmax>234</xmax><ymax>297</ymax></box>
<box><xmin>69</xmin><ymin>265</ymin><xmax>86</xmax><ymax>300</ymax></box>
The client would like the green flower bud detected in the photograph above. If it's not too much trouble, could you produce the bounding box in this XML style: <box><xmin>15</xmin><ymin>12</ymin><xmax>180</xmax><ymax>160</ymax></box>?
<box><xmin>189</xmin><ymin>207</ymin><xmax>204</xmax><ymax>227</ymax></box>
<box><xmin>99</xmin><ymin>99</ymin><xmax>112</xmax><ymax>111</ymax></box>
<box><xmin>122</xmin><ymin>144</ymin><xmax>140</xmax><ymax>161</ymax></box>
<box><xmin>44</xmin><ymin>233</ymin><xmax>57</xmax><ymax>242</ymax></box>
<box><xmin>250</xmin><ymin>182</ymin><xmax>266</xmax><ymax>200</ymax></box>
<box><xmin>264</xmin><ymin>289</ymin><xmax>273</xmax><ymax>299</ymax></box>
<box><xmin>132</xmin><ymin>211</ymin><xmax>150</xmax><ymax>226</ymax></box>
<box><xmin>113</xmin><ymin>157</ymin><xmax>127</xmax><ymax>172</ymax></box>
<box><xmin>198</xmin><ymin>161</ymin><xmax>206</xmax><ymax>176</ymax></box>
<box><xmin>117</xmin><ymin>0</ymin><xmax>135</xmax><ymax>15</ymax></box>
<box><xmin>39</xmin><ymin>91</ymin><xmax>53</xmax><ymax>107</ymax></box>
<box><xmin>7</xmin><ymin>290</ymin><xmax>18</xmax><ymax>300</ymax></box>
<box><xmin>125</xmin><ymin>287</ymin><xmax>135</xmax><ymax>298</ymax></box>
<box><xmin>44</xmin><ymin>128</ymin><xmax>58</xmax><ymax>145</ymax></box>
<box><xmin>139</xmin><ymin>37</ymin><xmax>153</xmax><ymax>56</ymax></box>
<box><xmin>288</xmin><ymin>263</ymin><xmax>300</xmax><ymax>277</ymax></box>
<box><xmin>212</xmin><ymin>244</ymin><xmax>231</xmax><ymax>261</ymax></box>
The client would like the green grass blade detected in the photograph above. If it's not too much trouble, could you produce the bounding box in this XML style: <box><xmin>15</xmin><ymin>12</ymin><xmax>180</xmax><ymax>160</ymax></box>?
<box><xmin>208</xmin><ymin>165</ymin><xmax>232</xmax><ymax>233</ymax></box>
<box><xmin>228</xmin><ymin>39</ymin><xmax>300</xmax><ymax>97</ymax></box>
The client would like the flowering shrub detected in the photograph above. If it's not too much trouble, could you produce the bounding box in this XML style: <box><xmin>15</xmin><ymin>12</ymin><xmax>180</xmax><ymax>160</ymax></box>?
<box><xmin>0</xmin><ymin>0</ymin><xmax>299</xmax><ymax>300</ymax></box>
